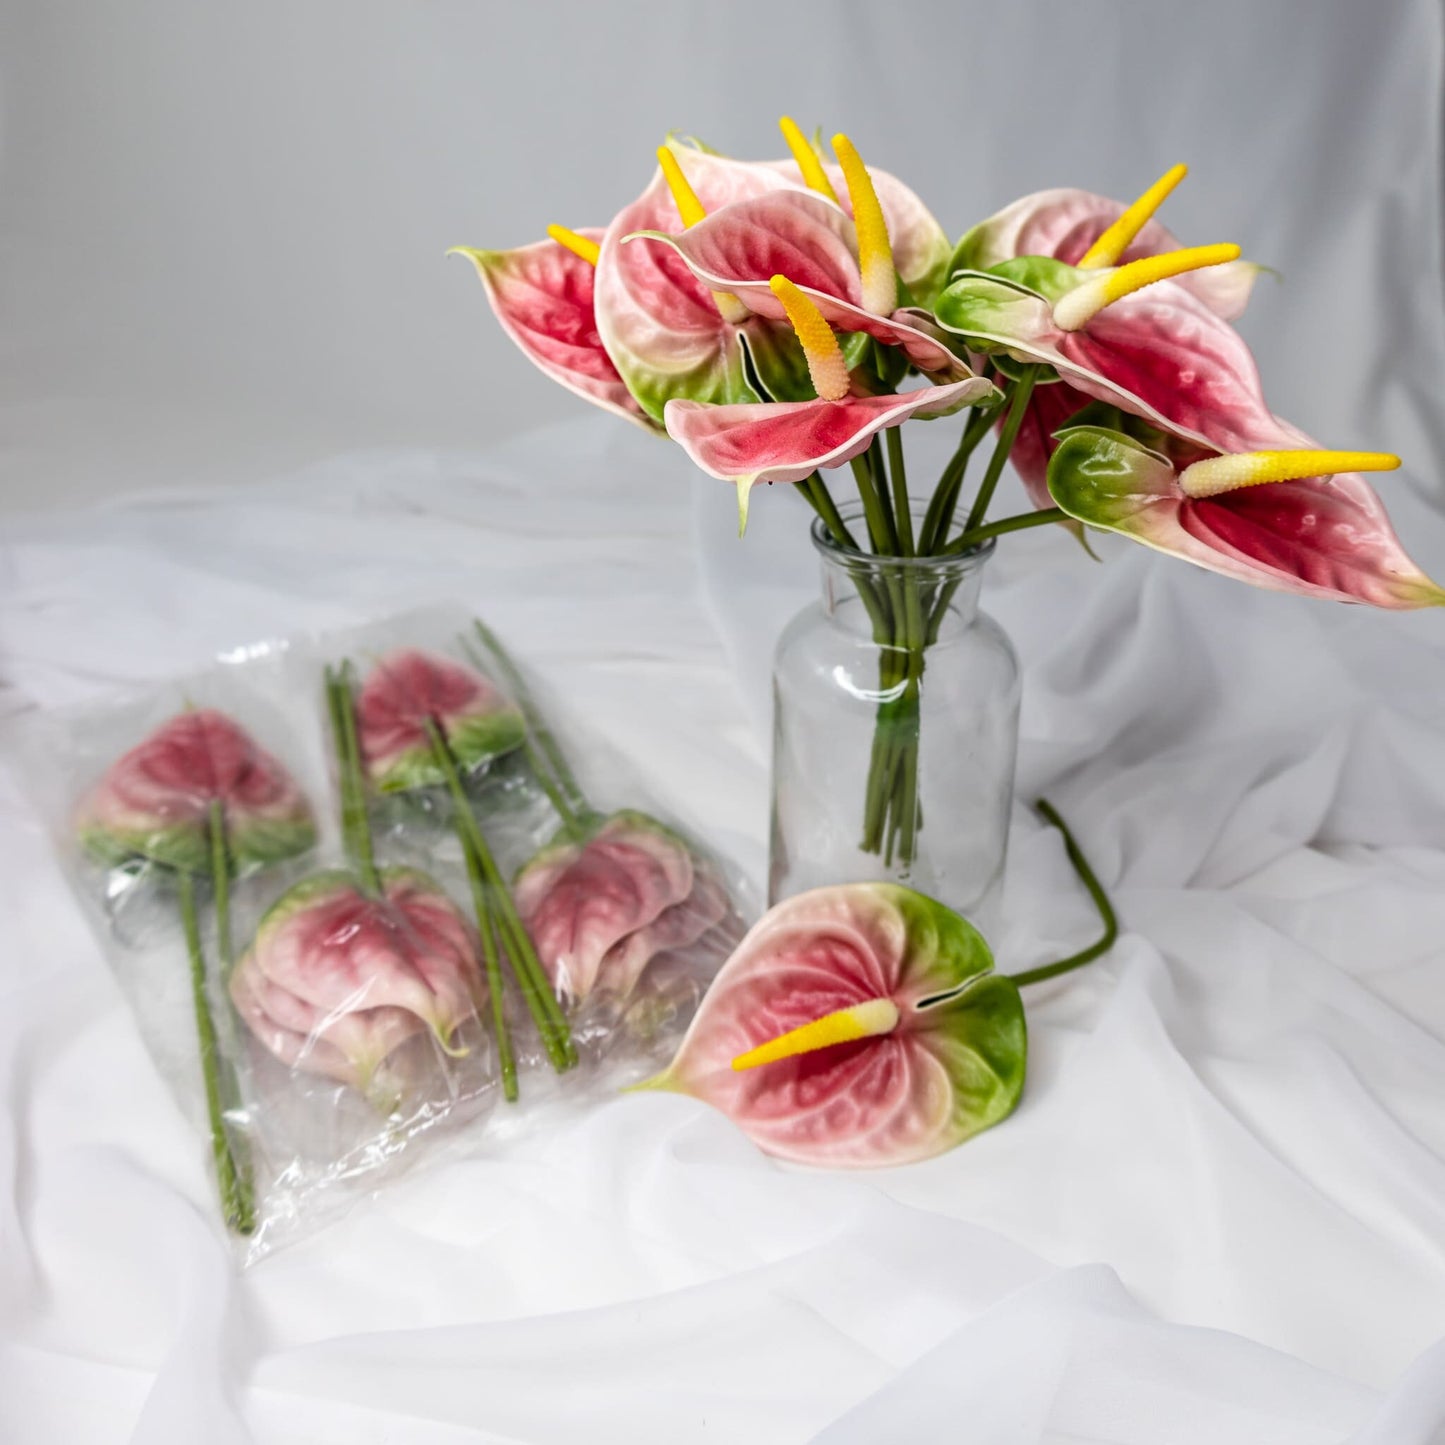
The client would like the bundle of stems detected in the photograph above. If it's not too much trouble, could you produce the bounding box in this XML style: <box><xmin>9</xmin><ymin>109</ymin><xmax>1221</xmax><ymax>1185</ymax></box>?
<box><xmin>324</xmin><ymin>661</ymin><xmax>576</xmax><ymax>1105</ymax></box>
<box><xmin>798</xmin><ymin>363</ymin><xmax>1062</xmax><ymax>869</ymax></box>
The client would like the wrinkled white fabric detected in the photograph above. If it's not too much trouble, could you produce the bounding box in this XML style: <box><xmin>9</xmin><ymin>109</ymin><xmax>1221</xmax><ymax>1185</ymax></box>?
<box><xmin>1</xmin><ymin>419</ymin><xmax>1444</xmax><ymax>1444</ymax></box>
<box><xmin>4</xmin><ymin>0</ymin><xmax>1445</xmax><ymax>1439</ymax></box>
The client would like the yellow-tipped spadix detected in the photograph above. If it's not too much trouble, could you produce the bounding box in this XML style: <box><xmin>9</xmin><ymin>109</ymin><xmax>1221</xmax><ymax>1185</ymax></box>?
<box><xmin>1078</xmin><ymin>163</ymin><xmax>1189</xmax><ymax>269</ymax></box>
<box><xmin>1179</xmin><ymin>449</ymin><xmax>1401</xmax><ymax>499</ymax></box>
<box><xmin>831</xmin><ymin>133</ymin><xmax>897</xmax><ymax>316</ymax></box>
<box><xmin>768</xmin><ymin>275</ymin><xmax>850</xmax><ymax>401</ymax></box>
<box><xmin>779</xmin><ymin>115</ymin><xmax>840</xmax><ymax>203</ymax></box>
<box><xmin>731</xmin><ymin>997</ymin><xmax>900</xmax><ymax>1071</ymax></box>
<box><xmin>655</xmin><ymin>145</ymin><xmax>750</xmax><ymax>323</ymax></box>
<box><xmin>1052</xmin><ymin>243</ymin><xmax>1241</xmax><ymax>331</ymax></box>
<box><xmin>546</xmin><ymin>224</ymin><xmax>600</xmax><ymax>266</ymax></box>
<box><xmin>656</xmin><ymin>145</ymin><xmax>708</xmax><ymax>228</ymax></box>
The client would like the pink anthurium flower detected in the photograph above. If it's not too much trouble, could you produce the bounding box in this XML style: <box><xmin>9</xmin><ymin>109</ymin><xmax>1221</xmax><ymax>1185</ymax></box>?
<box><xmin>513</xmin><ymin>810</ymin><xmax>699</xmax><ymax>1004</ymax></box>
<box><xmin>627</xmin><ymin>132</ymin><xmax>969</xmax><ymax>381</ymax></box>
<box><xmin>635</xmin><ymin>883</ymin><xmax>1026</xmax><ymax>1167</ymax></box>
<box><xmin>355</xmin><ymin>649</ymin><xmax>525</xmax><ymax>792</ymax></box>
<box><xmin>1046</xmin><ymin>411</ymin><xmax>1445</xmax><ymax>608</ymax></box>
<box><xmin>449</xmin><ymin>227</ymin><xmax>655</xmax><ymax>430</ymax></box>
<box><xmin>665</xmin><ymin>276</ymin><xmax>998</xmax><ymax>527</ymax></box>
<box><xmin>229</xmin><ymin>866</ymin><xmax>484</xmax><ymax>1098</ymax></box>
<box><xmin>933</xmin><ymin>247</ymin><xmax>1263</xmax><ymax>452</ymax></box>
<box><xmin>77</xmin><ymin>708</ymin><xmax>315</xmax><ymax>875</ymax></box>
<box><xmin>952</xmin><ymin>164</ymin><xmax>1263</xmax><ymax>321</ymax></box>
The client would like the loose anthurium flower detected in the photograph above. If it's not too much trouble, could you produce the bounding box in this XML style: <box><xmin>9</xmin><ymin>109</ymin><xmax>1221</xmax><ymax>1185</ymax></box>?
<box><xmin>229</xmin><ymin>866</ymin><xmax>485</xmax><ymax>1100</ymax></box>
<box><xmin>627</xmin><ymin>129</ymin><xmax>969</xmax><ymax>382</ymax></box>
<box><xmin>513</xmin><ymin>810</ymin><xmax>708</xmax><ymax>1005</ymax></box>
<box><xmin>355</xmin><ymin>649</ymin><xmax>525</xmax><ymax>792</ymax></box>
<box><xmin>78</xmin><ymin>708</ymin><xmax>316</xmax><ymax>875</ymax></box>
<box><xmin>1046</xmin><ymin>409</ymin><xmax>1445</xmax><ymax>607</ymax></box>
<box><xmin>635</xmin><ymin>884</ymin><xmax>1026</xmax><ymax>1167</ymax></box>
<box><xmin>665</xmin><ymin>277</ymin><xmax>998</xmax><ymax>529</ymax></box>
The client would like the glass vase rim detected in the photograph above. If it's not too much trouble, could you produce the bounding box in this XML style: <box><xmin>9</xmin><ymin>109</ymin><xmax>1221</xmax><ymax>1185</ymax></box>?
<box><xmin>808</xmin><ymin>501</ymin><xmax>998</xmax><ymax>573</ymax></box>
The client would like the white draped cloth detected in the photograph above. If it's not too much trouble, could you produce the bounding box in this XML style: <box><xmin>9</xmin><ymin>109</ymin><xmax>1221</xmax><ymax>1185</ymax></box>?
<box><xmin>4</xmin><ymin>0</ymin><xmax>1445</xmax><ymax>1438</ymax></box>
<box><xmin>2</xmin><ymin>417</ymin><xmax>1445</xmax><ymax>1442</ymax></box>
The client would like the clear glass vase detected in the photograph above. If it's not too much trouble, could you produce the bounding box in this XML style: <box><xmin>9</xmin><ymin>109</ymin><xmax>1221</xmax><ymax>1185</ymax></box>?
<box><xmin>768</xmin><ymin>505</ymin><xmax>1020</xmax><ymax>932</ymax></box>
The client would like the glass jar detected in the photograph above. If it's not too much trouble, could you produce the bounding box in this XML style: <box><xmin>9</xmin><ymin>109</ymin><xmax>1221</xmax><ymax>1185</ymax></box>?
<box><xmin>768</xmin><ymin>505</ymin><xmax>1020</xmax><ymax>933</ymax></box>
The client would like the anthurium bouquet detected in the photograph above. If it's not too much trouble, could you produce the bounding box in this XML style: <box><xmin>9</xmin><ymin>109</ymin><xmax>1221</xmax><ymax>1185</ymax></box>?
<box><xmin>456</xmin><ymin>121</ymin><xmax>1443</xmax><ymax>872</ymax></box>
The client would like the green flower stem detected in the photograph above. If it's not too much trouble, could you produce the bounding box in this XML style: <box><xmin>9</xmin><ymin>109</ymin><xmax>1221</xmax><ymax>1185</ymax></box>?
<box><xmin>204</xmin><ymin>801</ymin><xmax>252</xmax><ymax>1157</ymax></box>
<box><xmin>424</xmin><ymin>719</ymin><xmax>576</xmax><ymax>1073</ymax></box>
<box><xmin>326</xmin><ymin>664</ymin><xmax>380</xmax><ymax>896</ymax></box>
<box><xmin>919</xmin><ymin>405</ymin><xmax>997</xmax><ymax>555</ymax></box>
<box><xmin>459</xmin><ymin>838</ymin><xmax>518</xmax><ymax>1102</ymax></box>
<box><xmin>177</xmin><ymin>869</ymin><xmax>255</xmax><ymax>1234</ymax></box>
<box><xmin>1009</xmin><ymin>799</ymin><xmax>1119</xmax><ymax>988</ymax></box>
<box><xmin>800</xmin><ymin>473</ymin><xmax>860</xmax><ymax>552</ymax></box>
<box><xmin>885</xmin><ymin>428</ymin><xmax>914</xmax><ymax>556</ymax></box>
<box><xmin>867</xmin><ymin>437</ymin><xmax>902</xmax><ymax>555</ymax></box>
<box><xmin>470</xmin><ymin>619</ymin><xmax>589</xmax><ymax>820</ymax></box>
<box><xmin>849</xmin><ymin>455</ymin><xmax>895</xmax><ymax>559</ymax></box>
<box><xmin>963</xmin><ymin>365</ymin><xmax>1039</xmax><ymax>535</ymax></box>
<box><xmin>945</xmin><ymin>507</ymin><xmax>1068</xmax><ymax>554</ymax></box>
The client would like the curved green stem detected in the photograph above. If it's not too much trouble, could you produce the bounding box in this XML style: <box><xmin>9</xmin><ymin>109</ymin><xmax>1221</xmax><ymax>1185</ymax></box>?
<box><xmin>1009</xmin><ymin>798</ymin><xmax>1119</xmax><ymax>988</ymax></box>
<box><xmin>178</xmin><ymin>869</ymin><xmax>255</xmax><ymax>1234</ymax></box>
<box><xmin>470</xmin><ymin>619</ymin><xmax>590</xmax><ymax>820</ymax></box>
<box><xmin>945</xmin><ymin>507</ymin><xmax>1067</xmax><ymax>554</ymax></box>
<box><xmin>326</xmin><ymin>663</ymin><xmax>380</xmax><ymax>895</ymax></box>
<box><xmin>920</xmin><ymin>405</ymin><xmax>996</xmax><ymax>555</ymax></box>
<box><xmin>459</xmin><ymin>839</ymin><xmax>518</xmax><ymax>1101</ymax></box>
<box><xmin>963</xmin><ymin>365</ymin><xmax>1039</xmax><ymax>535</ymax></box>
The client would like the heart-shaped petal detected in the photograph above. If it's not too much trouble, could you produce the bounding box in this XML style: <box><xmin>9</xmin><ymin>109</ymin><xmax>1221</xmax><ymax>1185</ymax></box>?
<box><xmin>639</xmin><ymin>884</ymin><xmax>1026</xmax><ymax>1167</ymax></box>
<box><xmin>593</xmin><ymin>146</ymin><xmax>799</xmax><ymax>422</ymax></box>
<box><xmin>232</xmin><ymin>867</ymin><xmax>484</xmax><ymax>1068</ymax></box>
<box><xmin>934</xmin><ymin>268</ymin><xmax>1278</xmax><ymax>455</ymax></box>
<box><xmin>953</xmin><ymin>185</ymin><xmax>1262</xmax><ymax>319</ymax></box>
<box><xmin>664</xmin><ymin>375</ymin><xmax>998</xmax><ymax>489</ymax></box>
<box><xmin>77</xmin><ymin>709</ymin><xmax>315</xmax><ymax>875</ymax></box>
<box><xmin>514</xmin><ymin>811</ymin><xmax>696</xmax><ymax>1004</ymax></box>
<box><xmin>1047</xmin><ymin>423</ymin><xmax>1445</xmax><ymax>608</ymax></box>
<box><xmin>452</xmin><ymin>233</ymin><xmax>656</xmax><ymax>429</ymax></box>
<box><xmin>628</xmin><ymin>191</ymin><xmax>970</xmax><ymax>379</ymax></box>
<box><xmin>355</xmin><ymin>649</ymin><xmax>525</xmax><ymax>792</ymax></box>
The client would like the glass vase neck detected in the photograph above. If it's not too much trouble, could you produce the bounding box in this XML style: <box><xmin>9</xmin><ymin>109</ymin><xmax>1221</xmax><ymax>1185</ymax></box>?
<box><xmin>810</xmin><ymin>503</ymin><xmax>994</xmax><ymax>644</ymax></box>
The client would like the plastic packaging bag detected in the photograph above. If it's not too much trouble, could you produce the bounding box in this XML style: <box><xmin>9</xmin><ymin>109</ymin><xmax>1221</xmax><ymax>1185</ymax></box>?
<box><xmin>4</xmin><ymin>604</ymin><xmax>752</xmax><ymax>1261</ymax></box>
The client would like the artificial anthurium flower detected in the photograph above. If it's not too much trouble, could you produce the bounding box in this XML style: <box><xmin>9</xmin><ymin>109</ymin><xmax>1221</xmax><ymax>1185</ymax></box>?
<box><xmin>78</xmin><ymin>708</ymin><xmax>316</xmax><ymax>875</ymax></box>
<box><xmin>666</xmin><ymin>276</ymin><xmax>997</xmax><ymax>528</ymax></box>
<box><xmin>453</xmin><ymin>128</ymin><xmax>954</xmax><ymax>429</ymax></box>
<box><xmin>230</xmin><ymin>867</ymin><xmax>484</xmax><ymax>1100</ymax></box>
<box><xmin>1045</xmin><ymin>405</ymin><xmax>1445</xmax><ymax>607</ymax></box>
<box><xmin>513</xmin><ymin>810</ymin><xmax>718</xmax><ymax>1005</ymax></box>
<box><xmin>627</xmin><ymin>132</ymin><xmax>968</xmax><ymax>381</ymax></box>
<box><xmin>355</xmin><ymin>649</ymin><xmax>525</xmax><ymax>792</ymax></box>
<box><xmin>943</xmin><ymin>165</ymin><xmax>1258</xmax><ymax>512</ymax></box>
<box><xmin>636</xmin><ymin>883</ymin><xmax>1026</xmax><ymax>1166</ymax></box>
<box><xmin>952</xmin><ymin>164</ymin><xmax>1262</xmax><ymax>322</ymax></box>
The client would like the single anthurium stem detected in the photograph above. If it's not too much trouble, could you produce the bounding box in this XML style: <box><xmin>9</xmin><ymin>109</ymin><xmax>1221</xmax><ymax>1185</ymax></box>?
<box><xmin>963</xmin><ymin>365</ymin><xmax>1039</xmax><ymax>535</ymax></box>
<box><xmin>204</xmin><ymin>800</ymin><xmax>256</xmax><ymax>1222</ymax></box>
<box><xmin>945</xmin><ymin>507</ymin><xmax>1067</xmax><ymax>554</ymax></box>
<box><xmin>1009</xmin><ymin>798</ymin><xmax>1119</xmax><ymax>988</ymax></box>
<box><xmin>469</xmin><ymin>620</ymin><xmax>591</xmax><ymax>825</ymax></box>
<box><xmin>920</xmin><ymin>404</ymin><xmax>997</xmax><ymax>554</ymax></box>
<box><xmin>423</xmin><ymin>718</ymin><xmax>576</xmax><ymax>1072</ymax></box>
<box><xmin>801</xmin><ymin>472</ymin><xmax>861</xmax><ymax>552</ymax></box>
<box><xmin>177</xmin><ymin>868</ymin><xmax>255</xmax><ymax>1234</ymax></box>
<box><xmin>886</xmin><ymin>427</ymin><xmax>914</xmax><ymax>556</ymax></box>
<box><xmin>326</xmin><ymin>663</ymin><xmax>381</xmax><ymax>895</ymax></box>
<box><xmin>458</xmin><ymin>836</ymin><xmax>518</xmax><ymax>1101</ymax></box>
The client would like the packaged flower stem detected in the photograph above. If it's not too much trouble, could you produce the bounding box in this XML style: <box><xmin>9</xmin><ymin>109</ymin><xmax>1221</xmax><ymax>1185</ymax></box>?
<box><xmin>6</xmin><ymin>605</ymin><xmax>752</xmax><ymax>1261</ymax></box>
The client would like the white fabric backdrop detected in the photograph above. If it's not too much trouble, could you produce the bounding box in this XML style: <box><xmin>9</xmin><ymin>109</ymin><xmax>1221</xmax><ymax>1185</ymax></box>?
<box><xmin>4</xmin><ymin>0</ymin><xmax>1445</xmax><ymax>1441</ymax></box>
